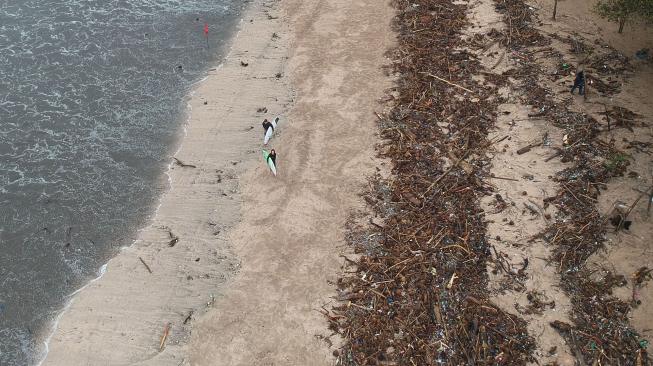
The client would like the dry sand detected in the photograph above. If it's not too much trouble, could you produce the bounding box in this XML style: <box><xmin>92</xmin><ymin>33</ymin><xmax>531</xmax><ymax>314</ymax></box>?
<box><xmin>42</xmin><ymin>0</ymin><xmax>394</xmax><ymax>365</ymax></box>
<box><xmin>188</xmin><ymin>0</ymin><xmax>395</xmax><ymax>364</ymax></box>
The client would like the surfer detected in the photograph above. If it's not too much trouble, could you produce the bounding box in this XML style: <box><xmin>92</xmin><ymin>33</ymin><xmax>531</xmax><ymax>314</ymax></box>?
<box><xmin>268</xmin><ymin>149</ymin><xmax>277</xmax><ymax>166</ymax></box>
<box><xmin>262</xmin><ymin>119</ymin><xmax>273</xmax><ymax>135</ymax></box>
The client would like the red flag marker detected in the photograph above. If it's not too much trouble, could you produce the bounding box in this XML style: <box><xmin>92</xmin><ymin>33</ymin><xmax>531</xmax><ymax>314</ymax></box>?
<box><xmin>204</xmin><ymin>23</ymin><xmax>209</xmax><ymax>49</ymax></box>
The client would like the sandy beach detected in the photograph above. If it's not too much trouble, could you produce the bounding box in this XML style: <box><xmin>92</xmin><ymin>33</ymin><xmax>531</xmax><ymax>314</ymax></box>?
<box><xmin>42</xmin><ymin>0</ymin><xmax>393</xmax><ymax>364</ymax></box>
<box><xmin>188</xmin><ymin>0</ymin><xmax>395</xmax><ymax>363</ymax></box>
<box><xmin>42</xmin><ymin>0</ymin><xmax>292</xmax><ymax>364</ymax></box>
<box><xmin>40</xmin><ymin>0</ymin><xmax>652</xmax><ymax>363</ymax></box>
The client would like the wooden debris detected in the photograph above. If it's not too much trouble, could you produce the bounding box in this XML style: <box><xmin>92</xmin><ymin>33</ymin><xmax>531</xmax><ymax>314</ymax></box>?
<box><xmin>369</xmin><ymin>218</ymin><xmax>385</xmax><ymax>229</ymax></box>
<box><xmin>159</xmin><ymin>323</ymin><xmax>170</xmax><ymax>351</ymax></box>
<box><xmin>139</xmin><ymin>257</ymin><xmax>152</xmax><ymax>274</ymax></box>
<box><xmin>167</xmin><ymin>229</ymin><xmax>179</xmax><ymax>247</ymax></box>
<box><xmin>616</xmin><ymin>192</ymin><xmax>645</xmax><ymax>232</ymax></box>
<box><xmin>173</xmin><ymin>157</ymin><xmax>196</xmax><ymax>168</ymax></box>
<box><xmin>328</xmin><ymin>0</ymin><xmax>536</xmax><ymax>364</ymax></box>
<box><xmin>516</xmin><ymin>141</ymin><xmax>543</xmax><ymax>155</ymax></box>
<box><xmin>493</xmin><ymin>0</ymin><xmax>648</xmax><ymax>363</ymax></box>
<box><xmin>423</xmin><ymin>72</ymin><xmax>475</xmax><ymax>94</ymax></box>
<box><xmin>183</xmin><ymin>311</ymin><xmax>194</xmax><ymax>325</ymax></box>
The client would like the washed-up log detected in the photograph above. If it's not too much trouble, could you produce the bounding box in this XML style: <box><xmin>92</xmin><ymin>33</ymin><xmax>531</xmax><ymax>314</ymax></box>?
<box><xmin>423</xmin><ymin>72</ymin><xmax>475</xmax><ymax>94</ymax></box>
<box><xmin>138</xmin><ymin>257</ymin><xmax>152</xmax><ymax>274</ymax></box>
<box><xmin>516</xmin><ymin>141</ymin><xmax>542</xmax><ymax>155</ymax></box>
<box><xmin>159</xmin><ymin>323</ymin><xmax>170</xmax><ymax>351</ymax></box>
<box><xmin>173</xmin><ymin>157</ymin><xmax>196</xmax><ymax>168</ymax></box>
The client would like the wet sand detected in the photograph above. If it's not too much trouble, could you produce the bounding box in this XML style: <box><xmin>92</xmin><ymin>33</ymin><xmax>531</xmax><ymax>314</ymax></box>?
<box><xmin>42</xmin><ymin>0</ymin><xmax>394</xmax><ymax>364</ymax></box>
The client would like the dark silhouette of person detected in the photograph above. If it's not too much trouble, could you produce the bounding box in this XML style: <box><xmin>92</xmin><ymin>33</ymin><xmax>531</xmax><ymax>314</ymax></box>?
<box><xmin>570</xmin><ymin>70</ymin><xmax>585</xmax><ymax>95</ymax></box>
<box><xmin>268</xmin><ymin>149</ymin><xmax>277</xmax><ymax>166</ymax></box>
<box><xmin>262</xmin><ymin>119</ymin><xmax>273</xmax><ymax>135</ymax></box>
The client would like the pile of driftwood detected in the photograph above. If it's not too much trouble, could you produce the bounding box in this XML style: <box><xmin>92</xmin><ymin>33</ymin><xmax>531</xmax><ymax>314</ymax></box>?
<box><xmin>326</xmin><ymin>0</ymin><xmax>535</xmax><ymax>364</ymax></box>
<box><xmin>327</xmin><ymin>0</ymin><xmax>650</xmax><ymax>364</ymax></box>
<box><xmin>599</xmin><ymin>106</ymin><xmax>644</xmax><ymax>132</ymax></box>
<box><xmin>492</xmin><ymin>0</ymin><xmax>650</xmax><ymax>364</ymax></box>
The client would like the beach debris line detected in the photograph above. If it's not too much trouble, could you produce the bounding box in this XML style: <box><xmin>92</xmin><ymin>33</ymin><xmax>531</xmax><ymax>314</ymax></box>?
<box><xmin>492</xmin><ymin>0</ymin><xmax>650</xmax><ymax>363</ymax></box>
<box><xmin>598</xmin><ymin>105</ymin><xmax>644</xmax><ymax>132</ymax></box>
<box><xmin>327</xmin><ymin>0</ymin><xmax>536</xmax><ymax>363</ymax></box>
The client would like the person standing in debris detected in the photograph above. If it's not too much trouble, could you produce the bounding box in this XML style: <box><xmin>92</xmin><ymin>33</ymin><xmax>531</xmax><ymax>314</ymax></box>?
<box><xmin>570</xmin><ymin>70</ymin><xmax>585</xmax><ymax>95</ymax></box>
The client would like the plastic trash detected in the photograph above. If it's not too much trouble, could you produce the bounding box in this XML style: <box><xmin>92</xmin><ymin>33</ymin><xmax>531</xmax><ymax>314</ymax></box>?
<box><xmin>635</xmin><ymin>48</ymin><xmax>650</xmax><ymax>60</ymax></box>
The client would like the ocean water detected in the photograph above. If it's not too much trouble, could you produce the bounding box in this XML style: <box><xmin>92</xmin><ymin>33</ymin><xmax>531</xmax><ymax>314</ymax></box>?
<box><xmin>0</xmin><ymin>0</ymin><xmax>244</xmax><ymax>364</ymax></box>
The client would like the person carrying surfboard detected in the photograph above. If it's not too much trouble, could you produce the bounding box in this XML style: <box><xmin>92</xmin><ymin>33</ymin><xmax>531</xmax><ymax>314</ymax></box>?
<box><xmin>268</xmin><ymin>149</ymin><xmax>277</xmax><ymax>165</ymax></box>
<box><xmin>262</xmin><ymin>149</ymin><xmax>277</xmax><ymax>176</ymax></box>
<box><xmin>262</xmin><ymin>119</ymin><xmax>273</xmax><ymax>135</ymax></box>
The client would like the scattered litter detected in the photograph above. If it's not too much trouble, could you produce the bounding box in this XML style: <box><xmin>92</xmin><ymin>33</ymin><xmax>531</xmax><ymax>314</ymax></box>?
<box><xmin>138</xmin><ymin>257</ymin><xmax>152</xmax><ymax>274</ymax></box>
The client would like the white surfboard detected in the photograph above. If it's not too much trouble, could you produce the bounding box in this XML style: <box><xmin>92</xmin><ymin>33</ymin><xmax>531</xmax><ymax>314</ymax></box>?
<box><xmin>264</xmin><ymin>126</ymin><xmax>273</xmax><ymax>145</ymax></box>
<box><xmin>263</xmin><ymin>117</ymin><xmax>280</xmax><ymax>145</ymax></box>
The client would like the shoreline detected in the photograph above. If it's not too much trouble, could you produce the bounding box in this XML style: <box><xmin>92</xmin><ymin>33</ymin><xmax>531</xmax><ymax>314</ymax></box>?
<box><xmin>38</xmin><ymin>66</ymin><xmax>223</xmax><ymax>364</ymax></box>
<box><xmin>41</xmin><ymin>0</ymin><xmax>292</xmax><ymax>364</ymax></box>
<box><xmin>37</xmin><ymin>14</ymin><xmax>248</xmax><ymax>365</ymax></box>
<box><xmin>41</xmin><ymin>0</ymin><xmax>397</xmax><ymax>363</ymax></box>
<box><xmin>27</xmin><ymin>0</ymin><xmax>651</xmax><ymax>364</ymax></box>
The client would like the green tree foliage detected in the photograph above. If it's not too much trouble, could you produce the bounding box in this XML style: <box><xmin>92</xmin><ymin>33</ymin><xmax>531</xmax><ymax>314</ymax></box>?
<box><xmin>594</xmin><ymin>0</ymin><xmax>653</xmax><ymax>33</ymax></box>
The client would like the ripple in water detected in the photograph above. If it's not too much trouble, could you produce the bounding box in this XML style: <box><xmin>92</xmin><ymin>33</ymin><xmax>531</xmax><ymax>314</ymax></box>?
<box><xmin>0</xmin><ymin>0</ymin><xmax>243</xmax><ymax>364</ymax></box>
